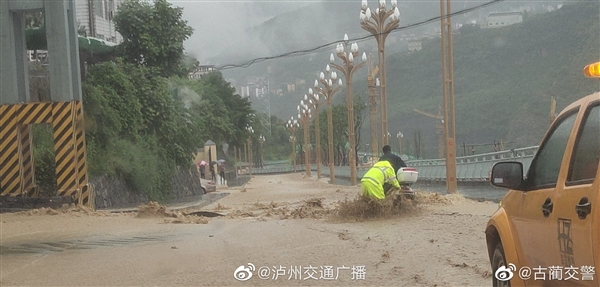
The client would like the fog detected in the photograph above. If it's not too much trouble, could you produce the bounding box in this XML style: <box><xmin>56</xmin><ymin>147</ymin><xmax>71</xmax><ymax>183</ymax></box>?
<box><xmin>169</xmin><ymin>0</ymin><xmax>545</xmax><ymax>67</ymax></box>
<box><xmin>169</xmin><ymin>0</ymin><xmax>309</xmax><ymax>65</ymax></box>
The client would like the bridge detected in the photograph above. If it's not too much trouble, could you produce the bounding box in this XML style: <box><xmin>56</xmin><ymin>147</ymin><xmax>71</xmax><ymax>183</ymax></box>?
<box><xmin>243</xmin><ymin>146</ymin><xmax>538</xmax><ymax>183</ymax></box>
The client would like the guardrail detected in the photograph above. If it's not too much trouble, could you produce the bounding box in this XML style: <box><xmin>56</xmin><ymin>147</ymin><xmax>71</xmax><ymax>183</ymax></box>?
<box><xmin>405</xmin><ymin>146</ymin><xmax>538</xmax><ymax>182</ymax></box>
<box><xmin>242</xmin><ymin>146</ymin><xmax>539</xmax><ymax>182</ymax></box>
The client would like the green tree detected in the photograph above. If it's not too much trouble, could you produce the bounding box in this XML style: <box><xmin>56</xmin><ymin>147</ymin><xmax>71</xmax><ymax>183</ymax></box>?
<box><xmin>31</xmin><ymin>0</ymin><xmax>260</xmax><ymax>199</ymax></box>
<box><xmin>192</xmin><ymin>72</ymin><xmax>254</xmax><ymax>148</ymax></box>
<box><xmin>24</xmin><ymin>12</ymin><xmax>43</xmax><ymax>28</ymax></box>
<box><xmin>353</xmin><ymin>93</ymin><xmax>367</xmax><ymax>155</ymax></box>
<box><xmin>114</xmin><ymin>0</ymin><xmax>193</xmax><ymax>77</ymax></box>
<box><xmin>83</xmin><ymin>61</ymin><xmax>143</xmax><ymax>145</ymax></box>
<box><xmin>322</xmin><ymin>95</ymin><xmax>367</xmax><ymax>166</ymax></box>
<box><xmin>32</xmin><ymin>124</ymin><xmax>57</xmax><ymax>196</ymax></box>
<box><xmin>181</xmin><ymin>53</ymin><xmax>201</xmax><ymax>76</ymax></box>
<box><xmin>82</xmin><ymin>60</ymin><xmax>202</xmax><ymax>199</ymax></box>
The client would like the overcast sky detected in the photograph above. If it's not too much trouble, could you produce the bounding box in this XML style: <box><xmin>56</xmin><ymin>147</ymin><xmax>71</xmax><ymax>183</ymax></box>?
<box><xmin>167</xmin><ymin>0</ymin><xmax>548</xmax><ymax>67</ymax></box>
<box><xmin>168</xmin><ymin>0</ymin><xmax>310</xmax><ymax>65</ymax></box>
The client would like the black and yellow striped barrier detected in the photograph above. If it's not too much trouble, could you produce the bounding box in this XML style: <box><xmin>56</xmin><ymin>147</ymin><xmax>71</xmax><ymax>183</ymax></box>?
<box><xmin>0</xmin><ymin>101</ymin><xmax>92</xmax><ymax>208</ymax></box>
<box><xmin>0</xmin><ymin>104</ymin><xmax>20</xmax><ymax>196</ymax></box>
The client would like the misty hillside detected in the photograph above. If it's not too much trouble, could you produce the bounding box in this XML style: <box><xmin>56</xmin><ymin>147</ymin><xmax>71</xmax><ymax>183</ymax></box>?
<box><xmin>223</xmin><ymin>1</ymin><xmax>599</xmax><ymax>158</ymax></box>
<box><xmin>238</xmin><ymin>0</ymin><xmax>562</xmax><ymax>60</ymax></box>
<box><xmin>384</xmin><ymin>0</ymin><xmax>599</xmax><ymax>155</ymax></box>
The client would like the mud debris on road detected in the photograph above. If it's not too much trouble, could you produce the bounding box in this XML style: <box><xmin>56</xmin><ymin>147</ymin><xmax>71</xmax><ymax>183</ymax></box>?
<box><xmin>1</xmin><ymin>173</ymin><xmax>497</xmax><ymax>287</ymax></box>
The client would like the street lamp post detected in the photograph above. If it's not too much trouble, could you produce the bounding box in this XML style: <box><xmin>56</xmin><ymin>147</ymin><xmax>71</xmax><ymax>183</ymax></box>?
<box><xmin>304</xmin><ymin>93</ymin><xmax>322</xmax><ymax>179</ymax></box>
<box><xmin>312</xmin><ymin>66</ymin><xmax>343</xmax><ymax>184</ymax></box>
<box><xmin>246</xmin><ymin>126</ymin><xmax>254</xmax><ymax>177</ymax></box>
<box><xmin>367</xmin><ymin>54</ymin><xmax>379</xmax><ymax>161</ymax></box>
<box><xmin>286</xmin><ymin>117</ymin><xmax>300</xmax><ymax>172</ymax></box>
<box><xmin>259</xmin><ymin>134</ymin><xmax>266</xmax><ymax>168</ymax></box>
<box><xmin>298</xmin><ymin>103</ymin><xmax>312</xmax><ymax>178</ymax></box>
<box><xmin>330</xmin><ymin>33</ymin><xmax>367</xmax><ymax>186</ymax></box>
<box><xmin>396</xmin><ymin>131</ymin><xmax>404</xmax><ymax>156</ymax></box>
<box><xmin>360</xmin><ymin>0</ymin><xmax>400</xmax><ymax>146</ymax></box>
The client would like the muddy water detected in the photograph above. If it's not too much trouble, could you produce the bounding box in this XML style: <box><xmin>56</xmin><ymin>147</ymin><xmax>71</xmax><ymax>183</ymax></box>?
<box><xmin>0</xmin><ymin>233</ymin><xmax>180</xmax><ymax>256</ymax></box>
<box><xmin>334</xmin><ymin>177</ymin><xmax>507</xmax><ymax>201</ymax></box>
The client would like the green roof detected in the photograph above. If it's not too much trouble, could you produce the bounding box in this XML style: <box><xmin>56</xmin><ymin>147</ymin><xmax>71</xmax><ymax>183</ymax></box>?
<box><xmin>26</xmin><ymin>27</ymin><xmax>117</xmax><ymax>54</ymax></box>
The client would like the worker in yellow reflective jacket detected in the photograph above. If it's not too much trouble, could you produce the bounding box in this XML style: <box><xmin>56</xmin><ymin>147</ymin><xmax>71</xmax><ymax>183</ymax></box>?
<box><xmin>361</xmin><ymin>160</ymin><xmax>401</xmax><ymax>200</ymax></box>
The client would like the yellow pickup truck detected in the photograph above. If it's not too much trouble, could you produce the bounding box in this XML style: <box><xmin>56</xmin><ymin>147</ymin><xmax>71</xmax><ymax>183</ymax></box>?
<box><xmin>485</xmin><ymin>62</ymin><xmax>600</xmax><ymax>287</ymax></box>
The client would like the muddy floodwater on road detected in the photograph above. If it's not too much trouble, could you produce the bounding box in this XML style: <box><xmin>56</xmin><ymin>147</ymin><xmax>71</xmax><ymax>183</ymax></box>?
<box><xmin>1</xmin><ymin>173</ymin><xmax>496</xmax><ymax>286</ymax></box>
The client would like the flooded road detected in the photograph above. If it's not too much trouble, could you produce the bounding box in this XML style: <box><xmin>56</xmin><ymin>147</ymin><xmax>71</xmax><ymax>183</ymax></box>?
<box><xmin>334</xmin><ymin>177</ymin><xmax>507</xmax><ymax>202</ymax></box>
<box><xmin>412</xmin><ymin>182</ymin><xmax>508</xmax><ymax>202</ymax></box>
<box><xmin>1</xmin><ymin>232</ymin><xmax>183</xmax><ymax>256</ymax></box>
<box><xmin>1</xmin><ymin>174</ymin><xmax>496</xmax><ymax>286</ymax></box>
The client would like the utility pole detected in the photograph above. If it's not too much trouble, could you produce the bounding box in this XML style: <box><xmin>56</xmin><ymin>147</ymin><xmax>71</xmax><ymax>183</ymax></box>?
<box><xmin>440</xmin><ymin>0</ymin><xmax>457</xmax><ymax>194</ymax></box>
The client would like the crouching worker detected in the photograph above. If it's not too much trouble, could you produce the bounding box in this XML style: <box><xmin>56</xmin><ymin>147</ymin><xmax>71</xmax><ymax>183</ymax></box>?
<box><xmin>361</xmin><ymin>160</ymin><xmax>400</xmax><ymax>200</ymax></box>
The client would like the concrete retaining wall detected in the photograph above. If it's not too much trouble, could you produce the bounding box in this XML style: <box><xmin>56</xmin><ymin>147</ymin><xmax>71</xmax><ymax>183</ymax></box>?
<box><xmin>92</xmin><ymin>175</ymin><xmax>148</xmax><ymax>209</ymax></box>
<box><xmin>92</xmin><ymin>167</ymin><xmax>204</xmax><ymax>210</ymax></box>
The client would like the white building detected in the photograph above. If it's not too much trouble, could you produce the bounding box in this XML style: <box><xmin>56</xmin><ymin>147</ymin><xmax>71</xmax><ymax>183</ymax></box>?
<box><xmin>188</xmin><ymin>65</ymin><xmax>217</xmax><ymax>80</ymax></box>
<box><xmin>239</xmin><ymin>77</ymin><xmax>269</xmax><ymax>98</ymax></box>
<box><xmin>75</xmin><ymin>0</ymin><xmax>123</xmax><ymax>44</ymax></box>
<box><xmin>482</xmin><ymin>12</ymin><xmax>523</xmax><ymax>29</ymax></box>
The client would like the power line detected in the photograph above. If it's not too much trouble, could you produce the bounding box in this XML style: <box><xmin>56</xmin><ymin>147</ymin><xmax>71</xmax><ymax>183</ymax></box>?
<box><xmin>217</xmin><ymin>0</ymin><xmax>503</xmax><ymax>70</ymax></box>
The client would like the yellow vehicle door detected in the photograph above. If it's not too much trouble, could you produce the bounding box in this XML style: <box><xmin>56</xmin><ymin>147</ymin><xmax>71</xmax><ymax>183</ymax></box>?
<box><xmin>549</xmin><ymin>101</ymin><xmax>599</xmax><ymax>286</ymax></box>
<box><xmin>511</xmin><ymin>108</ymin><xmax>580</xmax><ymax>275</ymax></box>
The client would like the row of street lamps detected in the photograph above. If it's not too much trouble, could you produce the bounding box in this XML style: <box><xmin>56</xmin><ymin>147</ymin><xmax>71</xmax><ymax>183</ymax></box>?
<box><xmin>242</xmin><ymin>124</ymin><xmax>266</xmax><ymax>174</ymax></box>
<box><xmin>285</xmin><ymin>34</ymin><xmax>365</xmax><ymax>185</ymax></box>
<box><xmin>276</xmin><ymin>0</ymin><xmax>456</xmax><ymax>194</ymax></box>
<box><xmin>283</xmin><ymin>0</ymin><xmax>400</xmax><ymax>185</ymax></box>
<box><xmin>239</xmin><ymin>0</ymin><xmax>400</xmax><ymax>181</ymax></box>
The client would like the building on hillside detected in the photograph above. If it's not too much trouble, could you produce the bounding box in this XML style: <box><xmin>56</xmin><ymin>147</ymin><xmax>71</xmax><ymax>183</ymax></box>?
<box><xmin>188</xmin><ymin>65</ymin><xmax>217</xmax><ymax>80</ymax></box>
<box><xmin>240</xmin><ymin>78</ymin><xmax>268</xmax><ymax>99</ymax></box>
<box><xmin>75</xmin><ymin>0</ymin><xmax>124</xmax><ymax>44</ymax></box>
<box><xmin>482</xmin><ymin>12</ymin><xmax>523</xmax><ymax>29</ymax></box>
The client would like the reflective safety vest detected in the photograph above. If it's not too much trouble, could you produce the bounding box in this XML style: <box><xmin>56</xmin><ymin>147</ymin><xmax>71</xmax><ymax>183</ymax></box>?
<box><xmin>361</xmin><ymin>161</ymin><xmax>400</xmax><ymax>190</ymax></box>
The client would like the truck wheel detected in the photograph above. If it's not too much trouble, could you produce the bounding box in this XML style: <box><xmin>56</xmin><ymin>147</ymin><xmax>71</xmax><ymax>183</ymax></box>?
<box><xmin>492</xmin><ymin>242</ymin><xmax>511</xmax><ymax>287</ymax></box>
<box><xmin>201</xmin><ymin>187</ymin><xmax>207</xmax><ymax>194</ymax></box>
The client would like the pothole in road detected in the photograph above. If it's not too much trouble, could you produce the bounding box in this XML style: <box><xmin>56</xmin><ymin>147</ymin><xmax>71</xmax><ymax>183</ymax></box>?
<box><xmin>186</xmin><ymin>211</ymin><xmax>224</xmax><ymax>217</ymax></box>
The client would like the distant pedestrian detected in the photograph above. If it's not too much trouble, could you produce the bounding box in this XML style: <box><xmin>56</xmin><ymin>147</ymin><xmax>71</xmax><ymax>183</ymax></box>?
<box><xmin>219</xmin><ymin>163</ymin><xmax>226</xmax><ymax>185</ymax></box>
<box><xmin>210</xmin><ymin>163</ymin><xmax>216</xmax><ymax>181</ymax></box>
<box><xmin>199</xmin><ymin>164</ymin><xmax>206</xmax><ymax>179</ymax></box>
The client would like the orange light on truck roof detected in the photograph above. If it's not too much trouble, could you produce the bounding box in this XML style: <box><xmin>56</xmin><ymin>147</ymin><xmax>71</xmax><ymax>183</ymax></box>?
<box><xmin>583</xmin><ymin>62</ymin><xmax>600</xmax><ymax>78</ymax></box>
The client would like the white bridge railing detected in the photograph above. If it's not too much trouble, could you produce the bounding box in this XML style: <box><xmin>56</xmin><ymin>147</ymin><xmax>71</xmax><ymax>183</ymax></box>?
<box><xmin>405</xmin><ymin>146</ymin><xmax>538</xmax><ymax>182</ymax></box>
<box><xmin>246</xmin><ymin>146</ymin><xmax>539</xmax><ymax>183</ymax></box>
